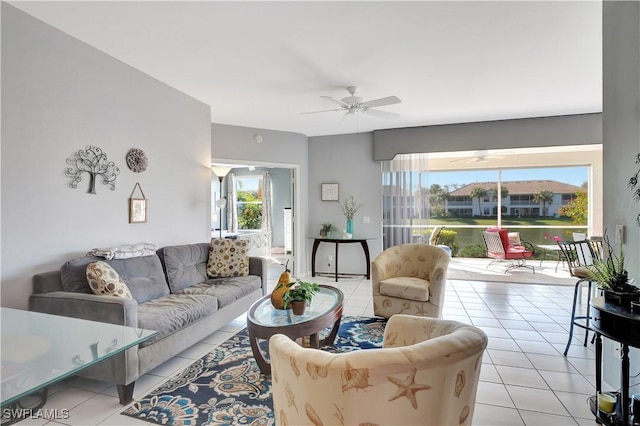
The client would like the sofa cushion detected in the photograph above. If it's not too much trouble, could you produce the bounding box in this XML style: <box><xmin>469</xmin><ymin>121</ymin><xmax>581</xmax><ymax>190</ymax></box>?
<box><xmin>206</xmin><ymin>238</ymin><xmax>249</xmax><ymax>278</ymax></box>
<box><xmin>107</xmin><ymin>256</ymin><xmax>170</xmax><ymax>304</ymax></box>
<box><xmin>86</xmin><ymin>261</ymin><xmax>133</xmax><ymax>298</ymax></box>
<box><xmin>157</xmin><ymin>243</ymin><xmax>209</xmax><ymax>293</ymax></box>
<box><xmin>379</xmin><ymin>277</ymin><xmax>430</xmax><ymax>302</ymax></box>
<box><xmin>175</xmin><ymin>275</ymin><xmax>261</xmax><ymax>308</ymax></box>
<box><xmin>60</xmin><ymin>255</ymin><xmax>104</xmax><ymax>293</ymax></box>
<box><xmin>137</xmin><ymin>294</ymin><xmax>218</xmax><ymax>347</ymax></box>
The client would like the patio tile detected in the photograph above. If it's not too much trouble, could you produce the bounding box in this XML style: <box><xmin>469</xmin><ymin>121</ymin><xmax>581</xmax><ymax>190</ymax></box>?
<box><xmin>496</xmin><ymin>365</ymin><xmax>549</xmax><ymax>389</ymax></box>
<box><xmin>505</xmin><ymin>386</ymin><xmax>570</xmax><ymax>416</ymax></box>
<box><xmin>518</xmin><ymin>410</ymin><xmax>578</xmax><ymax>425</ymax></box>
<box><xmin>488</xmin><ymin>349</ymin><xmax>534</xmax><ymax>368</ymax></box>
<box><xmin>526</xmin><ymin>353</ymin><xmax>579</xmax><ymax>373</ymax></box>
<box><xmin>475</xmin><ymin>382</ymin><xmax>515</xmax><ymax>408</ymax></box>
<box><xmin>472</xmin><ymin>404</ymin><xmax>524</xmax><ymax>425</ymax></box>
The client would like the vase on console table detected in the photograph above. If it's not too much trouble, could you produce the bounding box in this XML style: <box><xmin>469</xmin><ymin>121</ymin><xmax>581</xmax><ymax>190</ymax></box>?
<box><xmin>346</xmin><ymin>218</ymin><xmax>354</xmax><ymax>236</ymax></box>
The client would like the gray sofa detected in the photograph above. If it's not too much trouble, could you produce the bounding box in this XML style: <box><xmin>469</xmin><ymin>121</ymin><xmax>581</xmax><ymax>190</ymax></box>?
<box><xmin>29</xmin><ymin>242</ymin><xmax>267</xmax><ymax>404</ymax></box>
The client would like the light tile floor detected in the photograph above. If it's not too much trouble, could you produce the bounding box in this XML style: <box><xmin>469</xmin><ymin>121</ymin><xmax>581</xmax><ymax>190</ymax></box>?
<box><xmin>17</xmin><ymin>261</ymin><xmax>605</xmax><ymax>426</ymax></box>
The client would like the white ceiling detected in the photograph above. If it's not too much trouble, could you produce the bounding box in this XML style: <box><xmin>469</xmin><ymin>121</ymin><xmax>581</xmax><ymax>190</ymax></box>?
<box><xmin>10</xmin><ymin>1</ymin><xmax>602</xmax><ymax>137</ymax></box>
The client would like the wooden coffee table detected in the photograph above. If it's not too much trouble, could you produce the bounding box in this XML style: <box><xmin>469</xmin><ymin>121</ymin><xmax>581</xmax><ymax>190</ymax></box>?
<box><xmin>246</xmin><ymin>285</ymin><xmax>343</xmax><ymax>374</ymax></box>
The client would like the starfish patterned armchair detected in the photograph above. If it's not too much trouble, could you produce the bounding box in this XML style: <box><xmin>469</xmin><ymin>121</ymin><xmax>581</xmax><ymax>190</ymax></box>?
<box><xmin>269</xmin><ymin>314</ymin><xmax>488</xmax><ymax>426</ymax></box>
<box><xmin>371</xmin><ymin>244</ymin><xmax>450</xmax><ymax>319</ymax></box>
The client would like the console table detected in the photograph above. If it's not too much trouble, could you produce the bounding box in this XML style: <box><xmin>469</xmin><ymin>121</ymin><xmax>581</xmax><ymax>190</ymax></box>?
<box><xmin>310</xmin><ymin>237</ymin><xmax>375</xmax><ymax>282</ymax></box>
<box><xmin>591</xmin><ymin>297</ymin><xmax>640</xmax><ymax>425</ymax></box>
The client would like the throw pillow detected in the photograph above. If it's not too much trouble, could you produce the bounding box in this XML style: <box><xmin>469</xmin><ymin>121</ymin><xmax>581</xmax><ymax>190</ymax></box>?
<box><xmin>207</xmin><ymin>238</ymin><xmax>249</xmax><ymax>278</ymax></box>
<box><xmin>508</xmin><ymin>232</ymin><xmax>522</xmax><ymax>246</ymax></box>
<box><xmin>86</xmin><ymin>261</ymin><xmax>133</xmax><ymax>298</ymax></box>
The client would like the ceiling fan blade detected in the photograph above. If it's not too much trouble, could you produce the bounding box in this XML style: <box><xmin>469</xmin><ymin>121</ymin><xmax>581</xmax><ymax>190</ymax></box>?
<box><xmin>321</xmin><ymin>96</ymin><xmax>349</xmax><ymax>107</ymax></box>
<box><xmin>361</xmin><ymin>95</ymin><xmax>401</xmax><ymax>108</ymax></box>
<box><xmin>363</xmin><ymin>108</ymin><xmax>399</xmax><ymax>119</ymax></box>
<box><xmin>449</xmin><ymin>157</ymin><xmax>470</xmax><ymax>163</ymax></box>
<box><xmin>300</xmin><ymin>108</ymin><xmax>343</xmax><ymax>115</ymax></box>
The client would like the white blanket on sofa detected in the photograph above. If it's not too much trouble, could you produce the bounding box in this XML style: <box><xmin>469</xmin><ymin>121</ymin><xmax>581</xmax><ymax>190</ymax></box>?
<box><xmin>86</xmin><ymin>242</ymin><xmax>158</xmax><ymax>260</ymax></box>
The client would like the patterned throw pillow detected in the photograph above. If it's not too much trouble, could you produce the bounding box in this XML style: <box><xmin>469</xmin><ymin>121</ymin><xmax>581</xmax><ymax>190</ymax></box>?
<box><xmin>206</xmin><ymin>238</ymin><xmax>249</xmax><ymax>278</ymax></box>
<box><xmin>86</xmin><ymin>261</ymin><xmax>133</xmax><ymax>298</ymax></box>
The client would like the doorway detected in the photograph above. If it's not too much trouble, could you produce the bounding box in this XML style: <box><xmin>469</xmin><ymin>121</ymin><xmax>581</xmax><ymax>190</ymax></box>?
<box><xmin>211</xmin><ymin>159</ymin><xmax>299</xmax><ymax>278</ymax></box>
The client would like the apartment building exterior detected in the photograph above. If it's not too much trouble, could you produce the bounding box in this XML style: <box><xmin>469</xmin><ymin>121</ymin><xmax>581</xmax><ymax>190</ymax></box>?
<box><xmin>446</xmin><ymin>180</ymin><xmax>584</xmax><ymax>217</ymax></box>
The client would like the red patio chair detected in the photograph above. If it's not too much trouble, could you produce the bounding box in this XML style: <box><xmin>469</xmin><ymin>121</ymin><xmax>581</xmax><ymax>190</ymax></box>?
<box><xmin>482</xmin><ymin>228</ymin><xmax>535</xmax><ymax>274</ymax></box>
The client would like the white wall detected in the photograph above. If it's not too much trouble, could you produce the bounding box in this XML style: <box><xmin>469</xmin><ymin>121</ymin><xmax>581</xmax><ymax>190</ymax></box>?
<box><xmin>1</xmin><ymin>5</ymin><xmax>212</xmax><ymax>309</ymax></box>
<box><xmin>211</xmin><ymin>123</ymin><xmax>308</xmax><ymax>274</ymax></box>
<box><xmin>308</xmin><ymin>133</ymin><xmax>383</xmax><ymax>276</ymax></box>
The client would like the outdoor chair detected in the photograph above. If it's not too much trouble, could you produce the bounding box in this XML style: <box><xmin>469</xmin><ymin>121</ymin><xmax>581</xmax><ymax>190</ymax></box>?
<box><xmin>270</xmin><ymin>314</ymin><xmax>488</xmax><ymax>426</ymax></box>
<box><xmin>555</xmin><ymin>239</ymin><xmax>602</xmax><ymax>356</ymax></box>
<box><xmin>481</xmin><ymin>228</ymin><xmax>535</xmax><ymax>274</ymax></box>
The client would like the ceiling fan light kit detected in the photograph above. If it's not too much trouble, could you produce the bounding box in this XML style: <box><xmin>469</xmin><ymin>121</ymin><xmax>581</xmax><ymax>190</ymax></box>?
<box><xmin>301</xmin><ymin>86</ymin><xmax>401</xmax><ymax>120</ymax></box>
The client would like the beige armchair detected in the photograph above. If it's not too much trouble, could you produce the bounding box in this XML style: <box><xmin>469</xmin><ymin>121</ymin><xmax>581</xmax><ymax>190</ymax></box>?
<box><xmin>372</xmin><ymin>244</ymin><xmax>450</xmax><ymax>318</ymax></box>
<box><xmin>269</xmin><ymin>314</ymin><xmax>488</xmax><ymax>426</ymax></box>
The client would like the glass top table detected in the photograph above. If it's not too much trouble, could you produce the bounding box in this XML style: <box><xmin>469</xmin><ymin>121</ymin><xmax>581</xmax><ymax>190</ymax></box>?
<box><xmin>247</xmin><ymin>285</ymin><xmax>344</xmax><ymax>374</ymax></box>
<box><xmin>1</xmin><ymin>307</ymin><xmax>157</xmax><ymax>407</ymax></box>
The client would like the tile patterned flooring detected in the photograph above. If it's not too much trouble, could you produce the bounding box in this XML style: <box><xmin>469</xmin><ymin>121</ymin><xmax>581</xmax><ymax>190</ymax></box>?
<box><xmin>17</xmin><ymin>261</ymin><xmax>604</xmax><ymax>425</ymax></box>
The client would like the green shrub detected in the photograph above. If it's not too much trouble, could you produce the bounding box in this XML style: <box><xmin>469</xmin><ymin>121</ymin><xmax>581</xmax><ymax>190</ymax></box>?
<box><xmin>458</xmin><ymin>244</ymin><xmax>487</xmax><ymax>258</ymax></box>
<box><xmin>238</xmin><ymin>204</ymin><xmax>262</xmax><ymax>229</ymax></box>
<box><xmin>437</xmin><ymin>230</ymin><xmax>459</xmax><ymax>256</ymax></box>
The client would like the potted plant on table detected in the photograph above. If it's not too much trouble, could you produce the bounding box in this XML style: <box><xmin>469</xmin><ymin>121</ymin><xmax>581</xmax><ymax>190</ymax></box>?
<box><xmin>283</xmin><ymin>281</ymin><xmax>320</xmax><ymax>315</ymax></box>
<box><xmin>586</xmin><ymin>235</ymin><xmax>639</xmax><ymax>308</ymax></box>
<box><xmin>319</xmin><ymin>222</ymin><xmax>337</xmax><ymax>238</ymax></box>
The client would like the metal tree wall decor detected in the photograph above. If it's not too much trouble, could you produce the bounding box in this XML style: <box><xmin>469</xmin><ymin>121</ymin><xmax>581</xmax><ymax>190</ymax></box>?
<box><xmin>629</xmin><ymin>152</ymin><xmax>640</xmax><ymax>227</ymax></box>
<box><xmin>65</xmin><ymin>145</ymin><xmax>120</xmax><ymax>194</ymax></box>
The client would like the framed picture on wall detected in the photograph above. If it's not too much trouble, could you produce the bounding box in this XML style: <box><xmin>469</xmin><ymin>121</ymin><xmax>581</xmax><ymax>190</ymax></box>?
<box><xmin>321</xmin><ymin>183</ymin><xmax>339</xmax><ymax>201</ymax></box>
<box><xmin>129</xmin><ymin>183</ymin><xmax>147</xmax><ymax>223</ymax></box>
<box><xmin>129</xmin><ymin>198</ymin><xmax>147</xmax><ymax>223</ymax></box>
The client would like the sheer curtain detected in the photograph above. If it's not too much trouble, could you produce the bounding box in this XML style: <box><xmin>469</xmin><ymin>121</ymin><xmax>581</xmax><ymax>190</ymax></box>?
<box><xmin>227</xmin><ymin>173</ymin><xmax>238</xmax><ymax>233</ymax></box>
<box><xmin>261</xmin><ymin>171</ymin><xmax>273</xmax><ymax>251</ymax></box>
<box><xmin>381</xmin><ymin>153</ymin><xmax>431</xmax><ymax>249</ymax></box>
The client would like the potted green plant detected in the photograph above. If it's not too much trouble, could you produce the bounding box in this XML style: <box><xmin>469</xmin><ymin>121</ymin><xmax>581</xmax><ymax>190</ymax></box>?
<box><xmin>283</xmin><ymin>281</ymin><xmax>320</xmax><ymax>314</ymax></box>
<box><xmin>319</xmin><ymin>222</ymin><xmax>337</xmax><ymax>238</ymax></box>
<box><xmin>586</xmin><ymin>235</ymin><xmax>639</xmax><ymax>307</ymax></box>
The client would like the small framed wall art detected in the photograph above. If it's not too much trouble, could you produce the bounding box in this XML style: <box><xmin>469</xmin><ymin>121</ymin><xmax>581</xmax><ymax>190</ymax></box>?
<box><xmin>129</xmin><ymin>182</ymin><xmax>147</xmax><ymax>223</ymax></box>
<box><xmin>321</xmin><ymin>183</ymin><xmax>339</xmax><ymax>201</ymax></box>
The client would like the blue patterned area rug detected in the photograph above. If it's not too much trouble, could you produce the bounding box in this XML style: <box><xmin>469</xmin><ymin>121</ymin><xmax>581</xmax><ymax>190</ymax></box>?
<box><xmin>121</xmin><ymin>315</ymin><xmax>387</xmax><ymax>426</ymax></box>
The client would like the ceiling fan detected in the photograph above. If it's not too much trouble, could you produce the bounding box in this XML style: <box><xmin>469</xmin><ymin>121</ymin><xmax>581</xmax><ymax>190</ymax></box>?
<box><xmin>449</xmin><ymin>150</ymin><xmax>508</xmax><ymax>164</ymax></box>
<box><xmin>301</xmin><ymin>86</ymin><xmax>401</xmax><ymax>119</ymax></box>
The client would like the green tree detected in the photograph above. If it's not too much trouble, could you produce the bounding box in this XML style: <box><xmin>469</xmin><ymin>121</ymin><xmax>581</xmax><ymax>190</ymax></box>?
<box><xmin>469</xmin><ymin>187</ymin><xmax>488</xmax><ymax>216</ymax></box>
<box><xmin>237</xmin><ymin>189</ymin><xmax>262</xmax><ymax>229</ymax></box>
<box><xmin>238</xmin><ymin>204</ymin><xmax>262</xmax><ymax>229</ymax></box>
<box><xmin>559</xmin><ymin>191</ymin><xmax>588</xmax><ymax>225</ymax></box>
<box><xmin>491</xmin><ymin>185</ymin><xmax>509</xmax><ymax>201</ymax></box>
<box><xmin>428</xmin><ymin>184</ymin><xmax>450</xmax><ymax>217</ymax></box>
<box><xmin>533</xmin><ymin>190</ymin><xmax>554</xmax><ymax>216</ymax></box>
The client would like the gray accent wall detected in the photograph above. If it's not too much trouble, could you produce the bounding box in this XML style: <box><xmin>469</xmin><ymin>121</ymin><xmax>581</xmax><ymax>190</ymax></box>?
<box><xmin>308</xmin><ymin>133</ymin><xmax>383</xmax><ymax>276</ymax></box>
<box><xmin>373</xmin><ymin>113</ymin><xmax>602</xmax><ymax>161</ymax></box>
<box><xmin>1</xmin><ymin>5</ymin><xmax>212</xmax><ymax>309</ymax></box>
<box><xmin>602</xmin><ymin>0</ymin><xmax>640</xmax><ymax>389</ymax></box>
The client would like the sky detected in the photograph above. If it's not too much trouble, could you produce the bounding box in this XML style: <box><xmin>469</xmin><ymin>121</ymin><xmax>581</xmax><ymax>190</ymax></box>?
<box><xmin>427</xmin><ymin>166</ymin><xmax>588</xmax><ymax>189</ymax></box>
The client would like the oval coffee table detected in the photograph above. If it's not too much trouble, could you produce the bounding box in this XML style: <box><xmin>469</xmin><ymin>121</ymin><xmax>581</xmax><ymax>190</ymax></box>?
<box><xmin>247</xmin><ymin>284</ymin><xmax>344</xmax><ymax>374</ymax></box>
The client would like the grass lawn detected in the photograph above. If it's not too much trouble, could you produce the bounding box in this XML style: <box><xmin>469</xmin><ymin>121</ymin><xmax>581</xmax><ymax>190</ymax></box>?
<box><xmin>426</xmin><ymin>217</ymin><xmax>580</xmax><ymax>226</ymax></box>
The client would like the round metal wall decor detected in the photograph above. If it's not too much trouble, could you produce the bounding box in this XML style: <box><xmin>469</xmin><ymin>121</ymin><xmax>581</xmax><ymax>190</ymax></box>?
<box><xmin>126</xmin><ymin>148</ymin><xmax>148</xmax><ymax>173</ymax></box>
